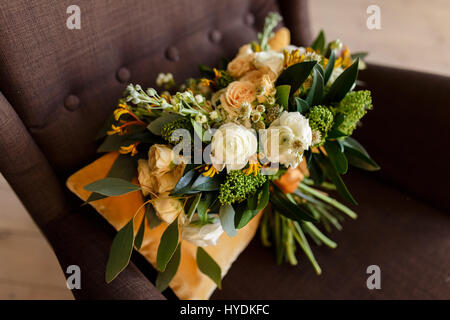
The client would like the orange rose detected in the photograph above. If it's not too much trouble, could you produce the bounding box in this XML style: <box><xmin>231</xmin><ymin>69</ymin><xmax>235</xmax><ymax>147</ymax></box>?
<box><xmin>240</xmin><ymin>66</ymin><xmax>277</xmax><ymax>87</ymax></box>
<box><xmin>220</xmin><ymin>81</ymin><xmax>256</xmax><ymax>118</ymax></box>
<box><xmin>227</xmin><ymin>53</ymin><xmax>255</xmax><ymax>78</ymax></box>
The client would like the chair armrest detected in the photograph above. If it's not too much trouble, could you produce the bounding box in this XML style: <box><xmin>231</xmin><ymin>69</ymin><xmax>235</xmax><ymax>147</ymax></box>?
<box><xmin>44</xmin><ymin>208</ymin><xmax>166</xmax><ymax>300</ymax></box>
<box><xmin>355</xmin><ymin>63</ymin><xmax>450</xmax><ymax>211</ymax></box>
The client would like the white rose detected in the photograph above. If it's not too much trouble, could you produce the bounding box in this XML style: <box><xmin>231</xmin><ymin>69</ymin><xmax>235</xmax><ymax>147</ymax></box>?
<box><xmin>181</xmin><ymin>214</ymin><xmax>224</xmax><ymax>247</ymax></box>
<box><xmin>152</xmin><ymin>192</ymin><xmax>183</xmax><ymax>224</ymax></box>
<box><xmin>211</xmin><ymin>123</ymin><xmax>257</xmax><ymax>172</ymax></box>
<box><xmin>254</xmin><ymin>51</ymin><xmax>284</xmax><ymax>76</ymax></box>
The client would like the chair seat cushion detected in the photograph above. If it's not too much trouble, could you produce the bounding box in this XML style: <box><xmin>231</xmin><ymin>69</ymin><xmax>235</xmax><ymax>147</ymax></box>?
<box><xmin>212</xmin><ymin>171</ymin><xmax>450</xmax><ymax>299</ymax></box>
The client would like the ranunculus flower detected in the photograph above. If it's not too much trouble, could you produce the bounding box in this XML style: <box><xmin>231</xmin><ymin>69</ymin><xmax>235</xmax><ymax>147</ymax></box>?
<box><xmin>211</xmin><ymin>122</ymin><xmax>257</xmax><ymax>172</ymax></box>
<box><xmin>254</xmin><ymin>50</ymin><xmax>284</xmax><ymax>76</ymax></box>
<box><xmin>181</xmin><ymin>214</ymin><xmax>224</xmax><ymax>247</ymax></box>
<box><xmin>152</xmin><ymin>192</ymin><xmax>184</xmax><ymax>224</ymax></box>
<box><xmin>261</xmin><ymin>112</ymin><xmax>312</xmax><ymax>168</ymax></box>
<box><xmin>227</xmin><ymin>53</ymin><xmax>255</xmax><ymax>78</ymax></box>
<box><xmin>219</xmin><ymin>81</ymin><xmax>256</xmax><ymax>119</ymax></box>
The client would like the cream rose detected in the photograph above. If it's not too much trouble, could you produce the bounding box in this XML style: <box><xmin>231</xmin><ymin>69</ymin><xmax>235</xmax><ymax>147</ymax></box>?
<box><xmin>211</xmin><ymin>122</ymin><xmax>257</xmax><ymax>172</ymax></box>
<box><xmin>219</xmin><ymin>81</ymin><xmax>256</xmax><ymax>119</ymax></box>
<box><xmin>137</xmin><ymin>159</ymin><xmax>152</xmax><ymax>197</ymax></box>
<box><xmin>152</xmin><ymin>192</ymin><xmax>184</xmax><ymax>224</ymax></box>
<box><xmin>254</xmin><ymin>50</ymin><xmax>284</xmax><ymax>76</ymax></box>
<box><xmin>227</xmin><ymin>53</ymin><xmax>255</xmax><ymax>78</ymax></box>
<box><xmin>148</xmin><ymin>144</ymin><xmax>180</xmax><ymax>174</ymax></box>
<box><xmin>181</xmin><ymin>214</ymin><xmax>224</xmax><ymax>247</ymax></box>
<box><xmin>240</xmin><ymin>66</ymin><xmax>276</xmax><ymax>87</ymax></box>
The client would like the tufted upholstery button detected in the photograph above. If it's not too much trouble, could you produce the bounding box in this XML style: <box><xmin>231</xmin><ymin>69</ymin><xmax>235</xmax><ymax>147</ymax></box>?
<box><xmin>244</xmin><ymin>13</ymin><xmax>255</xmax><ymax>26</ymax></box>
<box><xmin>165</xmin><ymin>46</ymin><xmax>180</xmax><ymax>61</ymax></box>
<box><xmin>64</xmin><ymin>94</ymin><xmax>80</xmax><ymax>111</ymax></box>
<box><xmin>116</xmin><ymin>67</ymin><xmax>131</xmax><ymax>83</ymax></box>
<box><xmin>209</xmin><ymin>30</ymin><xmax>222</xmax><ymax>43</ymax></box>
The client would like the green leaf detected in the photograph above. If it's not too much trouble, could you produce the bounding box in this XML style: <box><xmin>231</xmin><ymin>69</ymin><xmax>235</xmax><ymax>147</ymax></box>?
<box><xmin>235</xmin><ymin>181</ymin><xmax>270</xmax><ymax>229</ymax></box>
<box><xmin>171</xmin><ymin>168</ymin><xmax>197</xmax><ymax>195</ymax></box>
<box><xmin>105</xmin><ymin>218</ymin><xmax>134</xmax><ymax>283</ymax></box>
<box><xmin>317</xmin><ymin>154</ymin><xmax>357</xmax><ymax>205</ymax></box>
<box><xmin>324</xmin><ymin>140</ymin><xmax>348</xmax><ymax>174</ymax></box>
<box><xmin>275</xmin><ymin>85</ymin><xmax>290</xmax><ymax>109</ymax></box>
<box><xmin>342</xmin><ymin>137</ymin><xmax>380</xmax><ymax>171</ymax></box>
<box><xmin>86</xmin><ymin>155</ymin><xmax>137</xmax><ymax>203</ymax></box>
<box><xmin>156</xmin><ymin>244</ymin><xmax>181</xmax><ymax>292</ymax></box>
<box><xmin>187</xmin><ymin>192</ymin><xmax>202</xmax><ymax>219</ymax></box>
<box><xmin>96</xmin><ymin>114</ymin><xmax>115</xmax><ymax>140</ymax></box>
<box><xmin>191</xmin><ymin>118</ymin><xmax>204</xmax><ymax>141</ymax></box>
<box><xmin>156</xmin><ymin>217</ymin><xmax>179</xmax><ymax>272</ymax></box>
<box><xmin>197</xmin><ymin>193</ymin><xmax>215</xmax><ymax>223</ymax></box>
<box><xmin>311</xmin><ymin>30</ymin><xmax>325</xmax><ymax>53</ymax></box>
<box><xmin>134</xmin><ymin>214</ymin><xmax>146</xmax><ymax>250</ymax></box>
<box><xmin>84</xmin><ymin>177</ymin><xmax>140</xmax><ymax>197</ymax></box>
<box><xmin>146</xmin><ymin>204</ymin><xmax>162</xmax><ymax>229</ymax></box>
<box><xmin>351</xmin><ymin>52</ymin><xmax>368</xmax><ymax>60</ymax></box>
<box><xmin>219</xmin><ymin>204</ymin><xmax>237</xmax><ymax>237</ymax></box>
<box><xmin>306</xmin><ymin>68</ymin><xmax>324</xmax><ymax>107</ymax></box>
<box><xmin>276</xmin><ymin>61</ymin><xmax>317</xmax><ymax>94</ymax></box>
<box><xmin>323</xmin><ymin>58</ymin><xmax>359</xmax><ymax>104</ymax></box>
<box><xmin>295</xmin><ymin>97</ymin><xmax>310</xmax><ymax>114</ymax></box>
<box><xmin>191</xmin><ymin>174</ymin><xmax>221</xmax><ymax>191</ymax></box>
<box><xmin>147</xmin><ymin>113</ymin><xmax>182</xmax><ymax>135</ymax></box>
<box><xmin>323</xmin><ymin>51</ymin><xmax>336</xmax><ymax>85</ymax></box>
<box><xmin>196</xmin><ymin>247</ymin><xmax>222</xmax><ymax>289</ymax></box>
<box><xmin>270</xmin><ymin>188</ymin><xmax>317</xmax><ymax>223</ymax></box>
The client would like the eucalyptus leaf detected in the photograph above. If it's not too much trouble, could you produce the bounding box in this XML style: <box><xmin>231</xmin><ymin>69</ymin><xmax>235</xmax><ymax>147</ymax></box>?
<box><xmin>147</xmin><ymin>113</ymin><xmax>182</xmax><ymax>136</ymax></box>
<box><xmin>311</xmin><ymin>30</ymin><xmax>325</xmax><ymax>53</ymax></box>
<box><xmin>171</xmin><ymin>168</ymin><xmax>197</xmax><ymax>195</ymax></box>
<box><xmin>317</xmin><ymin>154</ymin><xmax>357</xmax><ymax>205</ymax></box>
<box><xmin>324</xmin><ymin>58</ymin><xmax>359</xmax><ymax>104</ymax></box>
<box><xmin>191</xmin><ymin>174</ymin><xmax>221</xmax><ymax>191</ymax></box>
<box><xmin>306</xmin><ymin>68</ymin><xmax>324</xmax><ymax>107</ymax></box>
<box><xmin>134</xmin><ymin>214</ymin><xmax>146</xmax><ymax>250</ymax></box>
<box><xmin>105</xmin><ymin>218</ymin><xmax>134</xmax><ymax>283</ymax></box>
<box><xmin>156</xmin><ymin>217</ymin><xmax>179</xmax><ymax>271</ymax></box>
<box><xmin>295</xmin><ymin>97</ymin><xmax>310</xmax><ymax>114</ymax></box>
<box><xmin>196</xmin><ymin>247</ymin><xmax>222</xmax><ymax>289</ymax></box>
<box><xmin>275</xmin><ymin>85</ymin><xmax>290</xmax><ymax>109</ymax></box>
<box><xmin>146</xmin><ymin>204</ymin><xmax>162</xmax><ymax>229</ymax></box>
<box><xmin>323</xmin><ymin>51</ymin><xmax>336</xmax><ymax>85</ymax></box>
<box><xmin>156</xmin><ymin>244</ymin><xmax>181</xmax><ymax>292</ymax></box>
<box><xmin>84</xmin><ymin>177</ymin><xmax>140</xmax><ymax>197</ymax></box>
<box><xmin>324</xmin><ymin>140</ymin><xmax>348</xmax><ymax>174</ymax></box>
<box><xmin>276</xmin><ymin>61</ymin><xmax>317</xmax><ymax>94</ymax></box>
<box><xmin>219</xmin><ymin>204</ymin><xmax>237</xmax><ymax>237</ymax></box>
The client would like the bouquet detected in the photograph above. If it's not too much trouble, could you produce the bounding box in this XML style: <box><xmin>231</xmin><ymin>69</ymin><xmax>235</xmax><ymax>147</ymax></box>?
<box><xmin>77</xmin><ymin>12</ymin><xmax>379</xmax><ymax>294</ymax></box>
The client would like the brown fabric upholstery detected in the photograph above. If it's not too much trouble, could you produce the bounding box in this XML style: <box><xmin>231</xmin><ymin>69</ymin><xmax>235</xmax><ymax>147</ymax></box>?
<box><xmin>0</xmin><ymin>0</ymin><xmax>449</xmax><ymax>300</ymax></box>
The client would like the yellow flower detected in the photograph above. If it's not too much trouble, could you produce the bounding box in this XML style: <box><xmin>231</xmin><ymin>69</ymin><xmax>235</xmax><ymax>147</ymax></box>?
<box><xmin>283</xmin><ymin>49</ymin><xmax>305</xmax><ymax>68</ymax></box>
<box><xmin>119</xmin><ymin>143</ymin><xmax>139</xmax><ymax>156</ymax></box>
<box><xmin>202</xmin><ymin>165</ymin><xmax>219</xmax><ymax>178</ymax></box>
<box><xmin>107</xmin><ymin>124</ymin><xmax>122</xmax><ymax>135</ymax></box>
<box><xmin>243</xmin><ymin>161</ymin><xmax>261</xmax><ymax>176</ymax></box>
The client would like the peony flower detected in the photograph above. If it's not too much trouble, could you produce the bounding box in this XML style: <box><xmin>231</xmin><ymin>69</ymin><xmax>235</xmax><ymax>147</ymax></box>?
<box><xmin>211</xmin><ymin>122</ymin><xmax>257</xmax><ymax>172</ymax></box>
<box><xmin>152</xmin><ymin>192</ymin><xmax>184</xmax><ymax>224</ymax></box>
<box><xmin>254</xmin><ymin>50</ymin><xmax>284</xmax><ymax>76</ymax></box>
<box><xmin>181</xmin><ymin>214</ymin><xmax>224</xmax><ymax>247</ymax></box>
<box><xmin>227</xmin><ymin>53</ymin><xmax>255</xmax><ymax>78</ymax></box>
<box><xmin>219</xmin><ymin>81</ymin><xmax>256</xmax><ymax>119</ymax></box>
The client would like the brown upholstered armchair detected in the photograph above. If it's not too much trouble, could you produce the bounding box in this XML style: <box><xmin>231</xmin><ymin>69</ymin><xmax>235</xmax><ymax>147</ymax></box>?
<box><xmin>0</xmin><ymin>0</ymin><xmax>448</xmax><ymax>299</ymax></box>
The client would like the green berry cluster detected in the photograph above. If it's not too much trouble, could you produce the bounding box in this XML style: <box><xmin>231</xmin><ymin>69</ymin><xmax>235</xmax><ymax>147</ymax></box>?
<box><xmin>161</xmin><ymin>118</ymin><xmax>192</xmax><ymax>144</ymax></box>
<box><xmin>307</xmin><ymin>105</ymin><xmax>334</xmax><ymax>146</ymax></box>
<box><xmin>331</xmin><ymin>90</ymin><xmax>372</xmax><ymax>136</ymax></box>
<box><xmin>219</xmin><ymin>170</ymin><xmax>267</xmax><ymax>205</ymax></box>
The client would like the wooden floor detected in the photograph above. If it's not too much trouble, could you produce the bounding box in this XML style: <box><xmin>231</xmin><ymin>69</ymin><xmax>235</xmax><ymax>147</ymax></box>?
<box><xmin>0</xmin><ymin>0</ymin><xmax>449</xmax><ymax>300</ymax></box>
